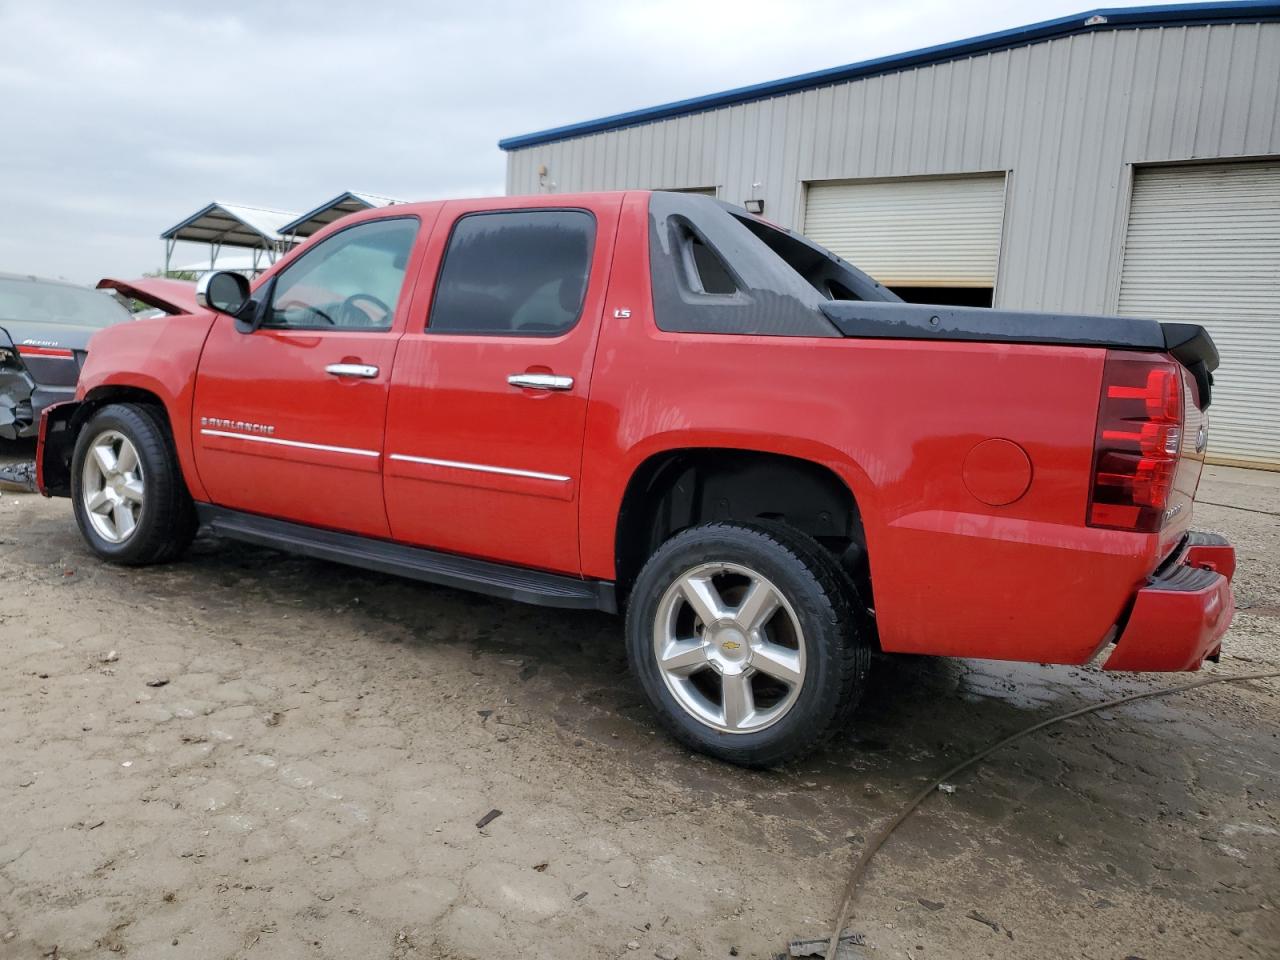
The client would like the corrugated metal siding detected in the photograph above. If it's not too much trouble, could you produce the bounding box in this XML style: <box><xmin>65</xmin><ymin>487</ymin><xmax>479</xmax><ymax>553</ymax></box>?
<box><xmin>505</xmin><ymin>22</ymin><xmax>1280</xmax><ymax>313</ymax></box>
<box><xmin>803</xmin><ymin>174</ymin><xmax>1006</xmax><ymax>286</ymax></box>
<box><xmin>1119</xmin><ymin>161</ymin><xmax>1280</xmax><ymax>467</ymax></box>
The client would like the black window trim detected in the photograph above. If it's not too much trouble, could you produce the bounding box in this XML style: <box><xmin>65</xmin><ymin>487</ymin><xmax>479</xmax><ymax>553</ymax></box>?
<box><xmin>668</xmin><ymin>214</ymin><xmax>749</xmax><ymax>302</ymax></box>
<box><xmin>424</xmin><ymin>206</ymin><xmax>597</xmax><ymax>339</ymax></box>
<box><xmin>257</xmin><ymin>214</ymin><xmax>422</xmax><ymax>333</ymax></box>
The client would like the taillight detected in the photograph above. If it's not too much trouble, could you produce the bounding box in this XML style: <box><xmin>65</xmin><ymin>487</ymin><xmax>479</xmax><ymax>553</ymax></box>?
<box><xmin>1088</xmin><ymin>351</ymin><xmax>1183</xmax><ymax>533</ymax></box>
<box><xmin>16</xmin><ymin>345</ymin><xmax>75</xmax><ymax>360</ymax></box>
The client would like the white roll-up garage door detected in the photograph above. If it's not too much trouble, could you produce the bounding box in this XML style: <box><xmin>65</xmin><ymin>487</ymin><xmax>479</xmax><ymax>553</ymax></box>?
<box><xmin>803</xmin><ymin>174</ymin><xmax>1007</xmax><ymax>287</ymax></box>
<box><xmin>660</xmin><ymin>186</ymin><xmax>718</xmax><ymax>197</ymax></box>
<box><xmin>1118</xmin><ymin>162</ymin><xmax>1280</xmax><ymax>468</ymax></box>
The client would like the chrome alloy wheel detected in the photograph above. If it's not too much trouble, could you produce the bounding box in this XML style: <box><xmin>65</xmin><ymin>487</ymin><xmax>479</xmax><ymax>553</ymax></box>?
<box><xmin>81</xmin><ymin>430</ymin><xmax>144</xmax><ymax>544</ymax></box>
<box><xmin>653</xmin><ymin>562</ymin><xmax>806</xmax><ymax>734</ymax></box>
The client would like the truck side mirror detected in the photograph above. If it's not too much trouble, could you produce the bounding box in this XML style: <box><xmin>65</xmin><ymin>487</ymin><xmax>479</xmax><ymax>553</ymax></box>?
<box><xmin>196</xmin><ymin>271</ymin><xmax>250</xmax><ymax>316</ymax></box>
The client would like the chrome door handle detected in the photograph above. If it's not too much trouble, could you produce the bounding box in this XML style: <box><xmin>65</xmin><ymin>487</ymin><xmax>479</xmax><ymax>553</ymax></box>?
<box><xmin>507</xmin><ymin>373</ymin><xmax>574</xmax><ymax>391</ymax></box>
<box><xmin>326</xmin><ymin>363</ymin><xmax>379</xmax><ymax>378</ymax></box>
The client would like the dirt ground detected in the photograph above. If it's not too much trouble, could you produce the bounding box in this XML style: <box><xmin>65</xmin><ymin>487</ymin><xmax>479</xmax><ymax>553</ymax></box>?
<box><xmin>1</xmin><ymin>441</ymin><xmax>1277</xmax><ymax>960</ymax></box>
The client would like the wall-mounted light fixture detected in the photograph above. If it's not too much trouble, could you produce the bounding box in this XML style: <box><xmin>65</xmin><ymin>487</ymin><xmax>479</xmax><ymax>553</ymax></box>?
<box><xmin>744</xmin><ymin>198</ymin><xmax>765</xmax><ymax>215</ymax></box>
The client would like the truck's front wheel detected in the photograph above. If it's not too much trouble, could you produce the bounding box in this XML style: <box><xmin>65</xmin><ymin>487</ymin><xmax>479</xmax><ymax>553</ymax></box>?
<box><xmin>626</xmin><ymin>522</ymin><xmax>871</xmax><ymax>767</ymax></box>
<box><xmin>71</xmin><ymin>403</ymin><xmax>196</xmax><ymax>566</ymax></box>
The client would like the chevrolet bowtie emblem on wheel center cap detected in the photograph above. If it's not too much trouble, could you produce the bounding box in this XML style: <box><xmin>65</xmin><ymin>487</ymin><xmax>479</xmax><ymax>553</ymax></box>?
<box><xmin>714</xmin><ymin>627</ymin><xmax>749</xmax><ymax>659</ymax></box>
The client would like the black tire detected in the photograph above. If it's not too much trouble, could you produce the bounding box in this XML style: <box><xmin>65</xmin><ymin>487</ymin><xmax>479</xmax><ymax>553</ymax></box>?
<box><xmin>625</xmin><ymin>521</ymin><xmax>872</xmax><ymax>767</ymax></box>
<box><xmin>71</xmin><ymin>403</ymin><xmax>196</xmax><ymax>565</ymax></box>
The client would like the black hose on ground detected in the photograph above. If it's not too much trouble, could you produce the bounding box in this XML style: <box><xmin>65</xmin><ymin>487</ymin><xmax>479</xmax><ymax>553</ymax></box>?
<box><xmin>823</xmin><ymin>668</ymin><xmax>1280</xmax><ymax>959</ymax></box>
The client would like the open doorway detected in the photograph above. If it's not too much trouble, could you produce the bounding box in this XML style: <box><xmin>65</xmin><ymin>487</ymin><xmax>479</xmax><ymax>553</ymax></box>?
<box><xmin>888</xmin><ymin>286</ymin><xmax>993</xmax><ymax>308</ymax></box>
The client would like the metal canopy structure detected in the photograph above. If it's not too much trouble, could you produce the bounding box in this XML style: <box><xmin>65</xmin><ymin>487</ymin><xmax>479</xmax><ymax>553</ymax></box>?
<box><xmin>279</xmin><ymin>191</ymin><xmax>405</xmax><ymax>239</ymax></box>
<box><xmin>170</xmin><ymin>252</ymin><xmax>270</xmax><ymax>277</ymax></box>
<box><xmin>160</xmin><ymin>202</ymin><xmax>299</xmax><ymax>276</ymax></box>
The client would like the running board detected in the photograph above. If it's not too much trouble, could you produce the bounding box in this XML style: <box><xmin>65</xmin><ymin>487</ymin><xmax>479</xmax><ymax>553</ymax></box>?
<box><xmin>195</xmin><ymin>504</ymin><xmax>617</xmax><ymax>613</ymax></box>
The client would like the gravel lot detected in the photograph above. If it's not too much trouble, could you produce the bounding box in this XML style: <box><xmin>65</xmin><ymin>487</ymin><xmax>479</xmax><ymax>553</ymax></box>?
<box><xmin>1</xmin><ymin>445</ymin><xmax>1277</xmax><ymax>960</ymax></box>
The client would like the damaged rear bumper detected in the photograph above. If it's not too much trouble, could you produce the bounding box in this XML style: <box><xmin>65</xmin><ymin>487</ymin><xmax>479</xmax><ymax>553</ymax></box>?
<box><xmin>0</xmin><ymin>365</ymin><xmax>37</xmax><ymax>439</ymax></box>
<box><xmin>0</xmin><ymin>372</ymin><xmax>74</xmax><ymax>441</ymax></box>
<box><xmin>1103</xmin><ymin>532</ymin><xmax>1236</xmax><ymax>672</ymax></box>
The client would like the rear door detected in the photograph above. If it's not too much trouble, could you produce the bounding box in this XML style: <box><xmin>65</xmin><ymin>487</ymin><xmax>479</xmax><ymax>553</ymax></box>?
<box><xmin>192</xmin><ymin>214</ymin><xmax>432</xmax><ymax>537</ymax></box>
<box><xmin>383</xmin><ymin>196</ymin><xmax>621</xmax><ymax>573</ymax></box>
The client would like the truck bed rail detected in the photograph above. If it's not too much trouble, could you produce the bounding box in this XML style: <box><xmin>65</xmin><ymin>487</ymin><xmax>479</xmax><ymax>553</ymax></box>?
<box><xmin>820</xmin><ymin>300</ymin><xmax>1218</xmax><ymax>406</ymax></box>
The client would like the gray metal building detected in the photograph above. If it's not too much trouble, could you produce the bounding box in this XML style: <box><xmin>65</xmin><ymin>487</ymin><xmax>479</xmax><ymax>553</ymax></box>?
<box><xmin>500</xmin><ymin>2</ymin><xmax>1280</xmax><ymax>468</ymax></box>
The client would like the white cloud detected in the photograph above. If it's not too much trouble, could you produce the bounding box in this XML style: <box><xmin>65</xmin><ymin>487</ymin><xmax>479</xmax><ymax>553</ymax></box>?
<box><xmin>0</xmin><ymin>0</ymin><xmax>1162</xmax><ymax>282</ymax></box>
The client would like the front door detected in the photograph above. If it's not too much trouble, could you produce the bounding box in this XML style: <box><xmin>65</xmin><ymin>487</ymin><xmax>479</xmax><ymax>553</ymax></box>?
<box><xmin>383</xmin><ymin>198</ymin><xmax>620</xmax><ymax>573</ymax></box>
<box><xmin>192</xmin><ymin>215</ymin><xmax>428</xmax><ymax>537</ymax></box>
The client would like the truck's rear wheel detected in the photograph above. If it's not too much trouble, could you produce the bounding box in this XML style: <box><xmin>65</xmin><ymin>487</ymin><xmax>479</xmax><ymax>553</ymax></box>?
<box><xmin>71</xmin><ymin>403</ymin><xmax>196</xmax><ymax>565</ymax></box>
<box><xmin>626</xmin><ymin>522</ymin><xmax>871</xmax><ymax>767</ymax></box>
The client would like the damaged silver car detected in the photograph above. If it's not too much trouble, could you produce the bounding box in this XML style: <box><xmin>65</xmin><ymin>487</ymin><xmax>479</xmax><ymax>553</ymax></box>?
<box><xmin>0</xmin><ymin>272</ymin><xmax>132</xmax><ymax>440</ymax></box>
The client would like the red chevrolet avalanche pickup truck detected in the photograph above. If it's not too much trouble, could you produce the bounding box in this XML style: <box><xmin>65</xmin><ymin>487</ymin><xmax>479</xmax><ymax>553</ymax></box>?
<box><xmin>37</xmin><ymin>191</ymin><xmax>1235</xmax><ymax>766</ymax></box>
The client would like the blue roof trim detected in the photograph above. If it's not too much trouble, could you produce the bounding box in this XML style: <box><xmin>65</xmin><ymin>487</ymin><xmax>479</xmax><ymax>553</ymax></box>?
<box><xmin>499</xmin><ymin>1</ymin><xmax>1280</xmax><ymax>150</ymax></box>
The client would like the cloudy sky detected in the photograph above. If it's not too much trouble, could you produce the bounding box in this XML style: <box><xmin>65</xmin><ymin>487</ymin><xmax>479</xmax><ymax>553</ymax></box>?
<box><xmin>1</xmin><ymin>0</ymin><xmax>1161</xmax><ymax>282</ymax></box>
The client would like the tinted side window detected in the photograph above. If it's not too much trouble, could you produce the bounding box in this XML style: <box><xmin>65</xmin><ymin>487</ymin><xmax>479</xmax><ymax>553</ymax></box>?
<box><xmin>266</xmin><ymin>218</ymin><xmax>418</xmax><ymax>331</ymax></box>
<box><xmin>428</xmin><ymin>210</ymin><xmax>594</xmax><ymax>336</ymax></box>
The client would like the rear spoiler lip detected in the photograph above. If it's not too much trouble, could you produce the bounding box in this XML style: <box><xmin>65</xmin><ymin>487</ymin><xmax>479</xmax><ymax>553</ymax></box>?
<box><xmin>1160</xmin><ymin>322</ymin><xmax>1218</xmax><ymax>409</ymax></box>
<box><xmin>819</xmin><ymin>300</ymin><xmax>1217</xmax><ymax>407</ymax></box>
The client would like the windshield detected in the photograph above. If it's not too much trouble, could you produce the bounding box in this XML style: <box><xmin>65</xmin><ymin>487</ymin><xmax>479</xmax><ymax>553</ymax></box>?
<box><xmin>0</xmin><ymin>276</ymin><xmax>132</xmax><ymax>328</ymax></box>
